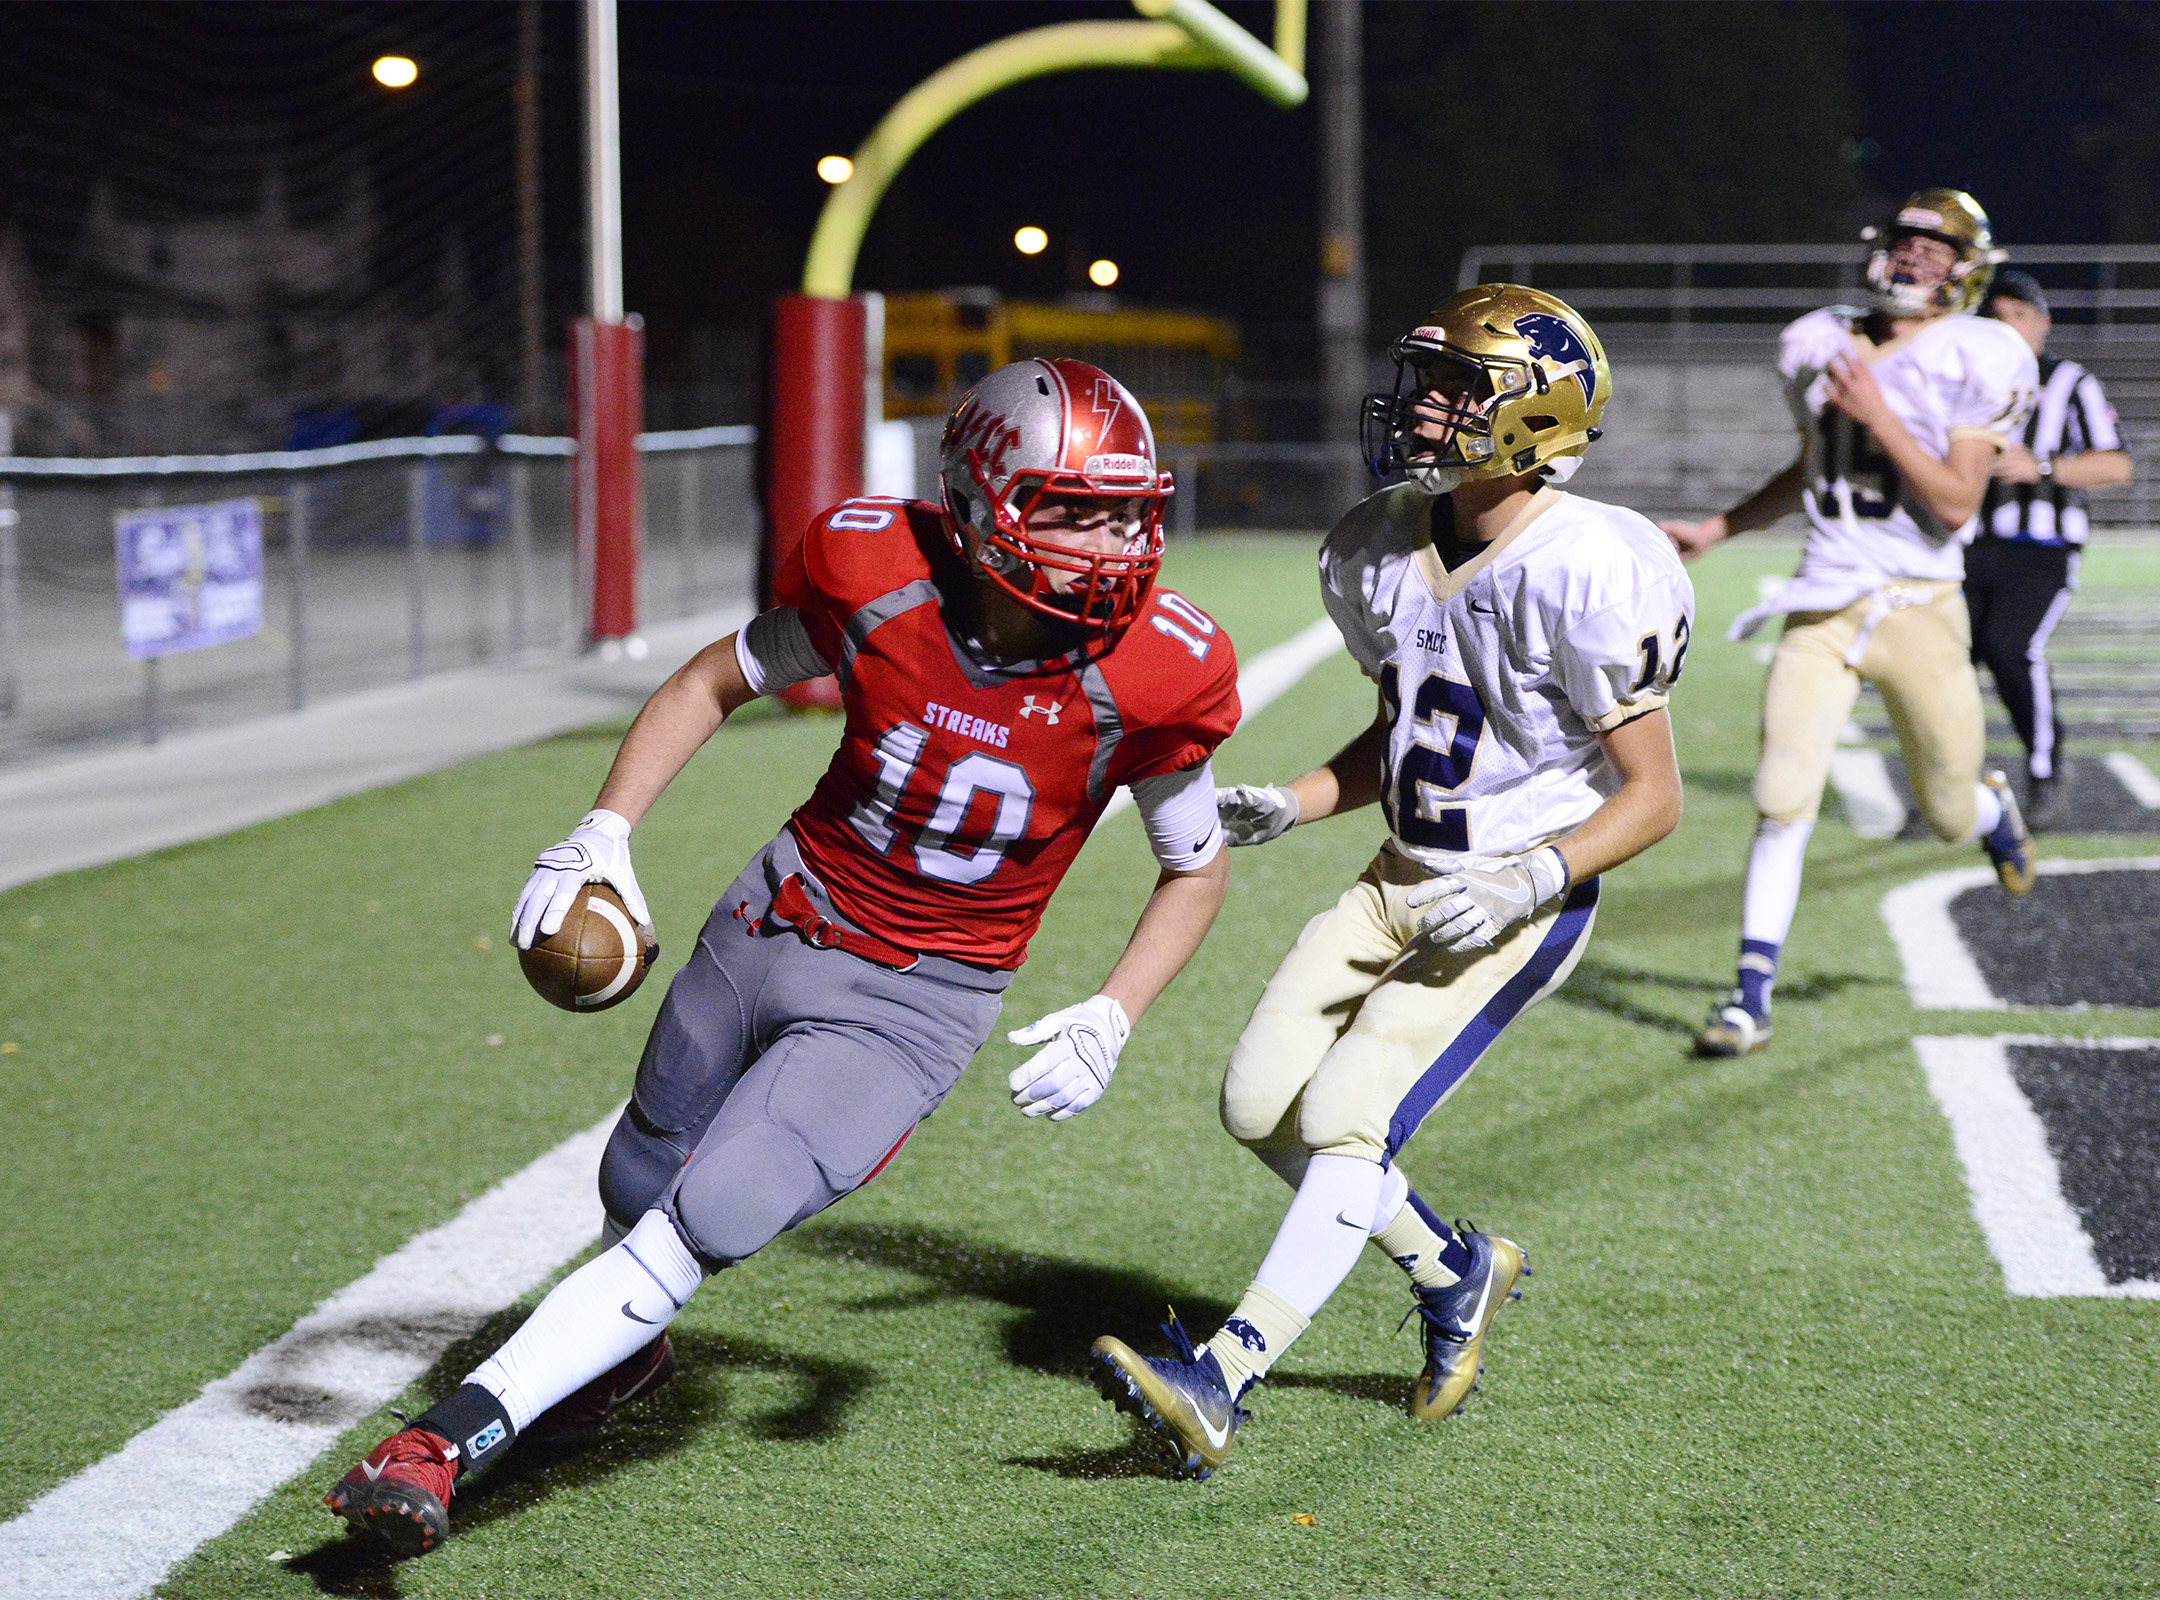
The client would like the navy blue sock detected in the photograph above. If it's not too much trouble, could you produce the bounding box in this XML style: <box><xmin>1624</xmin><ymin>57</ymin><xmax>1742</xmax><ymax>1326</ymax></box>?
<box><xmin>1409</xmin><ymin>1191</ymin><xmax>1474</xmax><ymax>1279</ymax></box>
<box><xmin>1737</xmin><ymin>938</ymin><xmax>1780</xmax><ymax>1019</ymax></box>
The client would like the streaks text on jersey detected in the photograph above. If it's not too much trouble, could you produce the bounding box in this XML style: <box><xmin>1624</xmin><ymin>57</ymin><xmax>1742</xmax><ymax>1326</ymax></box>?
<box><xmin>921</xmin><ymin>701</ymin><xmax>1012</xmax><ymax>748</ymax></box>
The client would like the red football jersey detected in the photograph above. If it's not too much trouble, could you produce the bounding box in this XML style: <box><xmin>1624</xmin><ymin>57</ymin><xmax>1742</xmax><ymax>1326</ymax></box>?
<box><xmin>775</xmin><ymin>497</ymin><xmax>1240</xmax><ymax>968</ymax></box>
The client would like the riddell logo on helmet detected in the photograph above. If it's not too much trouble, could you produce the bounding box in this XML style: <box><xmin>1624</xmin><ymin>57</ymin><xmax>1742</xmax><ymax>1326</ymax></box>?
<box><xmin>948</xmin><ymin>400</ymin><xmax>1022</xmax><ymax>480</ymax></box>
<box><xmin>1898</xmin><ymin>207</ymin><xmax>1946</xmax><ymax>230</ymax></box>
<box><xmin>1083</xmin><ymin>453</ymin><xmax>1149</xmax><ymax>481</ymax></box>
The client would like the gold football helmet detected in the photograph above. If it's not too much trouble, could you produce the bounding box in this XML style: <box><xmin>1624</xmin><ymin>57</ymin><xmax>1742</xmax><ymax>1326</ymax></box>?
<box><xmin>1862</xmin><ymin>188</ymin><xmax>2006</xmax><ymax>317</ymax></box>
<box><xmin>1362</xmin><ymin>284</ymin><xmax>1610</xmax><ymax>493</ymax></box>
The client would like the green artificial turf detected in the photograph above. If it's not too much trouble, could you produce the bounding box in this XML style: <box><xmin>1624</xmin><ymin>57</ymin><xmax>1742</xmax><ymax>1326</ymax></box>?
<box><xmin>3</xmin><ymin>535</ymin><xmax>2158</xmax><ymax>1598</ymax></box>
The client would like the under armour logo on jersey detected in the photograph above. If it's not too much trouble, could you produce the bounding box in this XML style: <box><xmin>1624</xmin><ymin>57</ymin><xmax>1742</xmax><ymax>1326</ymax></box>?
<box><xmin>1223</xmin><ymin>1316</ymin><xmax>1268</xmax><ymax>1353</ymax></box>
<box><xmin>1020</xmin><ymin>696</ymin><xmax>1062</xmax><ymax>723</ymax></box>
<box><xmin>1514</xmin><ymin>312</ymin><xmax>1597</xmax><ymax>405</ymax></box>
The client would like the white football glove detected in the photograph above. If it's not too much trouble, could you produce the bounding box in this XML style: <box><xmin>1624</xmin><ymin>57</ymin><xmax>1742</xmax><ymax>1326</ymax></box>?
<box><xmin>1404</xmin><ymin>846</ymin><xmax>1570</xmax><ymax>953</ymax></box>
<box><xmin>511</xmin><ymin>809</ymin><xmax>652</xmax><ymax>949</ymax></box>
<box><xmin>1006</xmin><ymin>995</ymin><xmax>1131</xmax><ymax>1121</ymax></box>
<box><xmin>1216</xmin><ymin>783</ymin><xmax>1299</xmax><ymax>847</ymax></box>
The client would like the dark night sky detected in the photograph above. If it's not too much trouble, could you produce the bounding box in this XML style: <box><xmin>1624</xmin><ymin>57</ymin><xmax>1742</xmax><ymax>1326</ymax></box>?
<box><xmin>605</xmin><ymin>0</ymin><xmax>2149</xmax><ymax>369</ymax></box>
<box><xmin>1</xmin><ymin>1</ymin><xmax>2148</xmax><ymax>397</ymax></box>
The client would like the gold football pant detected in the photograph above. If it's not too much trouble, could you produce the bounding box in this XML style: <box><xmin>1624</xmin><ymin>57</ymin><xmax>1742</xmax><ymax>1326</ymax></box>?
<box><xmin>1221</xmin><ymin>845</ymin><xmax>1600</xmax><ymax>1166</ymax></box>
<box><xmin>1753</xmin><ymin>581</ymin><xmax>1984</xmax><ymax>841</ymax></box>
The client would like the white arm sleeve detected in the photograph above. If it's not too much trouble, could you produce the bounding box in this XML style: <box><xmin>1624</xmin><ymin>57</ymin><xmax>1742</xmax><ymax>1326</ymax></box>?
<box><xmin>733</xmin><ymin>606</ymin><xmax>833</xmax><ymax>695</ymax></box>
<box><xmin>1130</xmin><ymin>759</ymin><xmax>1224</xmax><ymax>874</ymax></box>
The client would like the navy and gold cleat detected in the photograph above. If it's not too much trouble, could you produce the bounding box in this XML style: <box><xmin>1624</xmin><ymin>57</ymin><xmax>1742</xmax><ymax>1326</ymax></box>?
<box><xmin>1090</xmin><ymin>1311</ymin><xmax>1249</xmax><ymax>1480</ymax></box>
<box><xmin>1980</xmin><ymin>770</ymin><xmax>2035</xmax><ymax>895</ymax></box>
<box><xmin>323</xmin><ymin>1426</ymin><xmax>457</xmax><ymax>1556</ymax></box>
<box><xmin>1405</xmin><ymin>1225</ymin><xmax>1528</xmax><ymax>1421</ymax></box>
<box><xmin>1695</xmin><ymin>996</ymin><xmax>1772</xmax><ymax>1058</ymax></box>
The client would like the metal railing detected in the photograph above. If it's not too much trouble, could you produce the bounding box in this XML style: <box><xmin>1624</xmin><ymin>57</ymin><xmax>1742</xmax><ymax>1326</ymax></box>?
<box><xmin>1450</xmin><ymin>244</ymin><xmax>2160</xmax><ymax>524</ymax></box>
<box><xmin>0</xmin><ymin>426</ymin><xmax>758</xmax><ymax>765</ymax></box>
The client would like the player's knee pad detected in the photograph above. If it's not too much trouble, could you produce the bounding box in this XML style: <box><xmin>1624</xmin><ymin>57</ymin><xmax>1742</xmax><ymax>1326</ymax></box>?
<box><xmin>669</xmin><ymin>1122</ymin><xmax>825</xmax><ymax>1268</ymax></box>
<box><xmin>597</xmin><ymin>1104</ymin><xmax>690</xmax><ymax>1236</ymax></box>
<box><xmin>1751</xmin><ymin>755</ymin><xmax>1827</xmax><ymax>826</ymax></box>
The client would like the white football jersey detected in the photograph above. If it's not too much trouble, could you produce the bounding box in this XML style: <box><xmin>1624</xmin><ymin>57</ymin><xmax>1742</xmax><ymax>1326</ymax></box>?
<box><xmin>1782</xmin><ymin>306</ymin><xmax>2036</xmax><ymax>589</ymax></box>
<box><xmin>1319</xmin><ymin>485</ymin><xmax>1695</xmax><ymax>875</ymax></box>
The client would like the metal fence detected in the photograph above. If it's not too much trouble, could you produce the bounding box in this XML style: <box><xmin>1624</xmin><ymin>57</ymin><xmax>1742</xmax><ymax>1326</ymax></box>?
<box><xmin>0</xmin><ymin>427</ymin><xmax>758</xmax><ymax>766</ymax></box>
<box><xmin>1454</xmin><ymin>243</ymin><xmax>2160</xmax><ymax>525</ymax></box>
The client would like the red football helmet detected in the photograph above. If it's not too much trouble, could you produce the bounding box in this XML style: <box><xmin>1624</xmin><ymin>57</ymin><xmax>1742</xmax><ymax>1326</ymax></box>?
<box><xmin>938</xmin><ymin>357</ymin><xmax>1171</xmax><ymax>638</ymax></box>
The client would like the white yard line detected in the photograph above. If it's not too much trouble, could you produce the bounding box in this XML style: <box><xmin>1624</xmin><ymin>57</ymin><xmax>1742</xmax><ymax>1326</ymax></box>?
<box><xmin>0</xmin><ymin>1115</ymin><xmax>617</xmax><ymax>1600</ymax></box>
<box><xmin>2103</xmin><ymin>749</ymin><xmax>2160</xmax><ymax>809</ymax></box>
<box><xmin>1095</xmin><ymin>616</ymin><xmax>1343</xmax><ymax>825</ymax></box>
<box><xmin>1827</xmin><ymin>747</ymin><xmax>1907</xmax><ymax>839</ymax></box>
<box><xmin>1912</xmin><ymin>1036</ymin><xmax>2160</xmax><ymax>1299</ymax></box>
<box><xmin>3</xmin><ymin>617</ymin><xmax>1349</xmax><ymax>1598</ymax></box>
<box><xmin>1881</xmin><ymin>857</ymin><xmax>2160</xmax><ymax>1010</ymax></box>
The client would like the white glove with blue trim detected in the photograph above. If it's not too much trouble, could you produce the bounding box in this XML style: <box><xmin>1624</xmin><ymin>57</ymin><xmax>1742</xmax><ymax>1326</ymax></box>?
<box><xmin>1216</xmin><ymin>783</ymin><xmax>1299</xmax><ymax>847</ymax></box>
<box><xmin>1006</xmin><ymin>995</ymin><xmax>1131</xmax><ymax>1121</ymax></box>
<box><xmin>511</xmin><ymin>809</ymin><xmax>653</xmax><ymax>949</ymax></box>
<box><xmin>1405</xmin><ymin>846</ymin><xmax>1569</xmax><ymax>953</ymax></box>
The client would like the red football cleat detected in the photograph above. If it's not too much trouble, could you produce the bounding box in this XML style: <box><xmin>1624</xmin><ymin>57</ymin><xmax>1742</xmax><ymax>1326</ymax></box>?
<box><xmin>526</xmin><ymin>1333</ymin><xmax>678</xmax><ymax>1439</ymax></box>
<box><xmin>323</xmin><ymin>1426</ymin><xmax>458</xmax><ymax>1556</ymax></box>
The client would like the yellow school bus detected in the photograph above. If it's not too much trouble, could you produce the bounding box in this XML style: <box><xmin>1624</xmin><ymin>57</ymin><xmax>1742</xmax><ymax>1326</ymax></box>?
<box><xmin>881</xmin><ymin>290</ymin><xmax>1240</xmax><ymax>445</ymax></box>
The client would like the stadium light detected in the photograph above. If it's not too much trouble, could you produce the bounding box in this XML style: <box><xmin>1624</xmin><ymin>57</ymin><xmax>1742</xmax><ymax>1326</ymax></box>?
<box><xmin>1014</xmin><ymin>226</ymin><xmax>1048</xmax><ymax>256</ymax></box>
<box><xmin>817</xmin><ymin>154</ymin><xmax>855</xmax><ymax>185</ymax></box>
<box><xmin>371</xmin><ymin>55</ymin><xmax>419</xmax><ymax>89</ymax></box>
<box><xmin>1088</xmin><ymin>258</ymin><xmax>1120</xmax><ymax>288</ymax></box>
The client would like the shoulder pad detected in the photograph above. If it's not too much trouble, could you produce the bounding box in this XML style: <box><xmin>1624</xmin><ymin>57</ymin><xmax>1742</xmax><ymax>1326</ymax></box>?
<box><xmin>798</xmin><ymin>498</ymin><xmax>942</xmax><ymax>611</ymax></box>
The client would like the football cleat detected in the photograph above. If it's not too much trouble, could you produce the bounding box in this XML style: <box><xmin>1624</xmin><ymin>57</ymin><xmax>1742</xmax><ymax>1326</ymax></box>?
<box><xmin>1695</xmin><ymin>997</ymin><xmax>1772</xmax><ymax>1058</ymax></box>
<box><xmin>2024</xmin><ymin>770</ymin><xmax>2066</xmax><ymax>835</ymax></box>
<box><xmin>1406</xmin><ymin>1226</ymin><xmax>1529</xmax><ymax>1421</ymax></box>
<box><xmin>323</xmin><ymin>1426</ymin><xmax>457</xmax><ymax>1557</ymax></box>
<box><xmin>524</xmin><ymin>1333</ymin><xmax>677</xmax><ymax>1439</ymax></box>
<box><xmin>1981</xmin><ymin>770</ymin><xmax>2035</xmax><ymax>894</ymax></box>
<box><xmin>1090</xmin><ymin>1311</ymin><xmax>1249</xmax><ymax>1480</ymax></box>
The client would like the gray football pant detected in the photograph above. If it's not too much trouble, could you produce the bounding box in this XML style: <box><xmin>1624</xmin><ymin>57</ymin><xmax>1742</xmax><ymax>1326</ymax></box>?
<box><xmin>597</xmin><ymin>831</ymin><xmax>1009</xmax><ymax>1270</ymax></box>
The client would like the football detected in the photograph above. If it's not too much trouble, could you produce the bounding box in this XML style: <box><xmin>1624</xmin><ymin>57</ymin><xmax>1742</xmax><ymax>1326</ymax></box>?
<box><xmin>517</xmin><ymin>883</ymin><xmax>660</xmax><ymax>1012</ymax></box>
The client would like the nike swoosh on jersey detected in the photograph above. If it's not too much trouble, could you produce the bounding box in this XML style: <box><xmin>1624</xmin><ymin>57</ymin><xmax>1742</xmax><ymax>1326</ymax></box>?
<box><xmin>620</xmin><ymin>1301</ymin><xmax>660</xmax><ymax>1325</ymax></box>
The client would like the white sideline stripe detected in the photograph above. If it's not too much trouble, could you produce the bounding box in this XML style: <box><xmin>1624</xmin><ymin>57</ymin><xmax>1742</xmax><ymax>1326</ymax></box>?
<box><xmin>1094</xmin><ymin>616</ymin><xmax>1343</xmax><ymax>825</ymax></box>
<box><xmin>1881</xmin><ymin>856</ymin><xmax>2160</xmax><ymax>1011</ymax></box>
<box><xmin>2103</xmin><ymin>750</ymin><xmax>2160</xmax><ymax>809</ymax></box>
<box><xmin>1913</xmin><ymin>1036</ymin><xmax>2160</xmax><ymax>1299</ymax></box>
<box><xmin>1827</xmin><ymin>747</ymin><xmax>1907</xmax><ymax>839</ymax></box>
<box><xmin>0</xmin><ymin>618</ymin><xmax>1346</xmax><ymax>1596</ymax></box>
<box><xmin>0</xmin><ymin>1114</ymin><xmax>617</xmax><ymax>1600</ymax></box>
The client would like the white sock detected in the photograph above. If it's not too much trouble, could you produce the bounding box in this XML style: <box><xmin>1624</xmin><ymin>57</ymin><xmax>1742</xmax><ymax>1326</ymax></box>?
<box><xmin>1972</xmin><ymin>780</ymin><xmax>2003</xmax><ymax>840</ymax></box>
<box><xmin>468</xmin><ymin>1210</ymin><xmax>703</xmax><ymax>1433</ymax></box>
<box><xmin>1741</xmin><ymin>817</ymin><xmax>1814</xmax><ymax>948</ymax></box>
<box><xmin>1251</xmin><ymin>1152</ymin><xmax>1385</xmax><ymax>1320</ymax></box>
<box><xmin>1371</xmin><ymin>1162</ymin><xmax>1409</xmax><ymax>1231</ymax></box>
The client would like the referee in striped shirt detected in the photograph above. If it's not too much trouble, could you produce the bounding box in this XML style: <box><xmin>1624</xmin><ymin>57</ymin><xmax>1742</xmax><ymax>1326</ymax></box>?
<box><xmin>1967</xmin><ymin>270</ymin><xmax>2135</xmax><ymax>830</ymax></box>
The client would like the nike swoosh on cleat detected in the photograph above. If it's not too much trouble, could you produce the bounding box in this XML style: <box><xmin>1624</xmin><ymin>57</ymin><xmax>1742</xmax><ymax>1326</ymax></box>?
<box><xmin>1191</xmin><ymin>1408</ymin><xmax>1231</xmax><ymax>1449</ymax></box>
<box><xmin>620</xmin><ymin>1301</ymin><xmax>660</xmax><ymax>1325</ymax></box>
<box><xmin>360</xmin><ymin>1460</ymin><xmax>385</xmax><ymax>1482</ymax></box>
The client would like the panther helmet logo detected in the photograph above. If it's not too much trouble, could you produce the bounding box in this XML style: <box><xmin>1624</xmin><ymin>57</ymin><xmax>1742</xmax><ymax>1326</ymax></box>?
<box><xmin>1513</xmin><ymin>313</ymin><xmax>1598</xmax><ymax>407</ymax></box>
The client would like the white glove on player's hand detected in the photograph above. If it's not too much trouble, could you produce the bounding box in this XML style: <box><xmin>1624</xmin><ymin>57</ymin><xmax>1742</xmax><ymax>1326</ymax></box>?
<box><xmin>511</xmin><ymin>809</ymin><xmax>652</xmax><ymax>949</ymax></box>
<box><xmin>1404</xmin><ymin>846</ymin><xmax>1570</xmax><ymax>953</ymax></box>
<box><xmin>1006</xmin><ymin>995</ymin><xmax>1131</xmax><ymax>1121</ymax></box>
<box><xmin>1216</xmin><ymin>783</ymin><xmax>1299</xmax><ymax>847</ymax></box>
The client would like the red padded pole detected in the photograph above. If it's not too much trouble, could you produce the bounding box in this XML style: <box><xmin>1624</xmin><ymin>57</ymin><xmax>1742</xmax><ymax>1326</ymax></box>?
<box><xmin>570</xmin><ymin>315</ymin><xmax>645</xmax><ymax>644</ymax></box>
<box><xmin>763</xmin><ymin>294</ymin><xmax>866</xmax><ymax>708</ymax></box>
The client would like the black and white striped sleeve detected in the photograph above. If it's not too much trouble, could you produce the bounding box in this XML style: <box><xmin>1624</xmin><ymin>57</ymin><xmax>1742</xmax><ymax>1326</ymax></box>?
<box><xmin>2071</xmin><ymin>371</ymin><xmax>2123</xmax><ymax>454</ymax></box>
